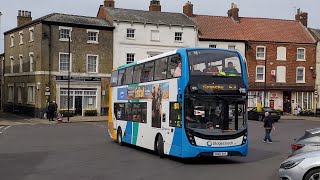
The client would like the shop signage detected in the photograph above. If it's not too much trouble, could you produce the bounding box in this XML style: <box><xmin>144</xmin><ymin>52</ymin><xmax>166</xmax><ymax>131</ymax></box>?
<box><xmin>56</xmin><ymin>76</ymin><xmax>101</xmax><ymax>82</ymax></box>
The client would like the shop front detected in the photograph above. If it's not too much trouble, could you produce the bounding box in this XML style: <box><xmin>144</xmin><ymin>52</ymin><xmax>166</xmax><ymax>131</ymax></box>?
<box><xmin>56</xmin><ymin>76</ymin><xmax>102</xmax><ymax>116</ymax></box>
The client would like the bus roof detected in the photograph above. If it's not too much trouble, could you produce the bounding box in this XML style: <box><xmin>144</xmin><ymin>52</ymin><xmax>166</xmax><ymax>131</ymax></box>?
<box><xmin>115</xmin><ymin>48</ymin><xmax>241</xmax><ymax>70</ymax></box>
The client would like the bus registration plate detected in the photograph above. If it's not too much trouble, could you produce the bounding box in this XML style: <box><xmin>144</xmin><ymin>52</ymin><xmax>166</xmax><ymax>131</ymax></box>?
<box><xmin>213</xmin><ymin>152</ymin><xmax>228</xmax><ymax>156</ymax></box>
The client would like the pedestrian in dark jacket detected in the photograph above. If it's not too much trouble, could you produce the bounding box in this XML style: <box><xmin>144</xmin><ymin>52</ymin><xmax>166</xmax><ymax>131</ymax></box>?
<box><xmin>260</xmin><ymin>112</ymin><xmax>276</xmax><ymax>143</ymax></box>
<box><xmin>48</xmin><ymin>102</ymin><xmax>55</xmax><ymax>121</ymax></box>
<box><xmin>53</xmin><ymin>101</ymin><xmax>58</xmax><ymax>118</ymax></box>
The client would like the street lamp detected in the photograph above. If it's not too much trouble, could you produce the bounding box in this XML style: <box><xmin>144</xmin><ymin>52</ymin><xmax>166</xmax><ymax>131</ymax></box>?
<box><xmin>67</xmin><ymin>35</ymin><xmax>71</xmax><ymax>121</ymax></box>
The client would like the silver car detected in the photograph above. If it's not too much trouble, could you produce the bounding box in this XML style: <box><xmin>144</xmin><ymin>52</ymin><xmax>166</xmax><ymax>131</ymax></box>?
<box><xmin>279</xmin><ymin>150</ymin><xmax>320</xmax><ymax>180</ymax></box>
<box><xmin>291</xmin><ymin>128</ymin><xmax>320</xmax><ymax>156</ymax></box>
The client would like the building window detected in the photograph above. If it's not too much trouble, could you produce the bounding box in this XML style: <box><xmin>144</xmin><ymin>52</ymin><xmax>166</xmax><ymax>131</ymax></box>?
<box><xmin>10</xmin><ymin>56</ymin><xmax>14</xmax><ymax>73</ymax></box>
<box><xmin>296</xmin><ymin>67</ymin><xmax>305</xmax><ymax>83</ymax></box>
<box><xmin>19</xmin><ymin>55</ymin><xmax>23</xmax><ymax>72</ymax></box>
<box><xmin>209</xmin><ymin>44</ymin><xmax>217</xmax><ymax>48</ymax></box>
<box><xmin>29</xmin><ymin>52</ymin><xmax>34</xmax><ymax>72</ymax></box>
<box><xmin>127</xmin><ymin>53</ymin><xmax>135</xmax><ymax>64</ymax></box>
<box><xmin>277</xmin><ymin>47</ymin><xmax>286</xmax><ymax>60</ymax></box>
<box><xmin>297</xmin><ymin>48</ymin><xmax>306</xmax><ymax>61</ymax></box>
<box><xmin>60</xmin><ymin>90</ymin><xmax>74</xmax><ymax>110</ymax></box>
<box><xmin>228</xmin><ymin>45</ymin><xmax>236</xmax><ymax>50</ymax></box>
<box><xmin>8</xmin><ymin>85</ymin><xmax>14</xmax><ymax>103</ymax></box>
<box><xmin>59</xmin><ymin>26</ymin><xmax>72</xmax><ymax>41</ymax></box>
<box><xmin>296</xmin><ymin>92</ymin><xmax>313</xmax><ymax>110</ymax></box>
<box><xmin>19</xmin><ymin>31</ymin><xmax>23</xmax><ymax>45</ymax></box>
<box><xmin>29</xmin><ymin>27</ymin><xmax>34</xmax><ymax>42</ymax></box>
<box><xmin>151</xmin><ymin>30</ymin><xmax>160</xmax><ymax>41</ymax></box>
<box><xmin>87</xmin><ymin>55</ymin><xmax>98</xmax><ymax>73</ymax></box>
<box><xmin>127</xmin><ymin>29</ymin><xmax>135</xmax><ymax>39</ymax></box>
<box><xmin>256</xmin><ymin>46</ymin><xmax>266</xmax><ymax>60</ymax></box>
<box><xmin>27</xmin><ymin>84</ymin><xmax>35</xmax><ymax>104</ymax></box>
<box><xmin>175</xmin><ymin>32</ymin><xmax>183</xmax><ymax>42</ymax></box>
<box><xmin>10</xmin><ymin>34</ymin><xmax>14</xmax><ymax>47</ymax></box>
<box><xmin>276</xmin><ymin>66</ymin><xmax>286</xmax><ymax>83</ymax></box>
<box><xmin>87</xmin><ymin>29</ymin><xmax>99</xmax><ymax>43</ymax></box>
<box><xmin>59</xmin><ymin>53</ymin><xmax>72</xmax><ymax>72</ymax></box>
<box><xmin>17</xmin><ymin>85</ymin><xmax>23</xmax><ymax>103</ymax></box>
<box><xmin>256</xmin><ymin>66</ymin><xmax>265</xmax><ymax>82</ymax></box>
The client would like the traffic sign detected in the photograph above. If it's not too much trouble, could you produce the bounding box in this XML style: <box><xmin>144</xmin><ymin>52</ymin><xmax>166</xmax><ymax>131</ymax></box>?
<box><xmin>45</xmin><ymin>86</ymin><xmax>50</xmax><ymax>92</ymax></box>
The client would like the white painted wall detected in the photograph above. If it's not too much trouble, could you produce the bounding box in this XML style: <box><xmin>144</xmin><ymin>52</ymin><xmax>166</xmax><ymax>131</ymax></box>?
<box><xmin>197</xmin><ymin>41</ymin><xmax>246</xmax><ymax>56</ymax></box>
<box><xmin>113</xmin><ymin>22</ymin><xmax>197</xmax><ymax>68</ymax></box>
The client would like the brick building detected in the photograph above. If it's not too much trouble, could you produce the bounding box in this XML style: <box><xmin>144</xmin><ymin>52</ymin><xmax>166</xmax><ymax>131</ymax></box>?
<box><xmin>3</xmin><ymin>11</ymin><xmax>114</xmax><ymax>117</ymax></box>
<box><xmin>189</xmin><ymin>3</ymin><xmax>317</xmax><ymax>113</ymax></box>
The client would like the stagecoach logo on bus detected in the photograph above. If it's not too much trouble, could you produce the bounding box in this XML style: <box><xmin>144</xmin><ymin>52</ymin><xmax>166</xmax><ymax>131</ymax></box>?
<box><xmin>194</xmin><ymin>136</ymin><xmax>244</xmax><ymax>147</ymax></box>
<box><xmin>117</xmin><ymin>83</ymin><xmax>169</xmax><ymax>100</ymax></box>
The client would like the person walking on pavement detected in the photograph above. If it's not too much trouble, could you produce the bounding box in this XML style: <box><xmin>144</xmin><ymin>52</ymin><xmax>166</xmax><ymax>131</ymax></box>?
<box><xmin>260</xmin><ymin>112</ymin><xmax>275</xmax><ymax>143</ymax></box>
<box><xmin>52</xmin><ymin>101</ymin><xmax>58</xmax><ymax>119</ymax></box>
<box><xmin>47</xmin><ymin>102</ymin><xmax>55</xmax><ymax>121</ymax></box>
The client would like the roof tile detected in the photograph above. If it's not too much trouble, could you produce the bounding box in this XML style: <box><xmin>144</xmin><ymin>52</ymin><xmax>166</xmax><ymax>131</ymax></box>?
<box><xmin>192</xmin><ymin>15</ymin><xmax>315</xmax><ymax>43</ymax></box>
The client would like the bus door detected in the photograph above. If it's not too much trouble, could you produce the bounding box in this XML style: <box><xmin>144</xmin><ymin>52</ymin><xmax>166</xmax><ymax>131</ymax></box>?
<box><xmin>164</xmin><ymin>102</ymin><xmax>183</xmax><ymax>155</ymax></box>
<box><xmin>161</xmin><ymin>100</ymin><xmax>172</xmax><ymax>154</ymax></box>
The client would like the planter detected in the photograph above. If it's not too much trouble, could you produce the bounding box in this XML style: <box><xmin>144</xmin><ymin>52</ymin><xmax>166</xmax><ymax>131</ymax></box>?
<box><xmin>84</xmin><ymin>109</ymin><xmax>97</xmax><ymax>116</ymax></box>
<box><xmin>59</xmin><ymin>109</ymin><xmax>75</xmax><ymax>117</ymax></box>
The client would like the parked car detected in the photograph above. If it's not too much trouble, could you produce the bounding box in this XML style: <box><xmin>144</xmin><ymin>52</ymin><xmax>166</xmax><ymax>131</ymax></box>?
<box><xmin>247</xmin><ymin>107</ymin><xmax>281</xmax><ymax>122</ymax></box>
<box><xmin>279</xmin><ymin>150</ymin><xmax>320</xmax><ymax>180</ymax></box>
<box><xmin>290</xmin><ymin>128</ymin><xmax>320</xmax><ymax>157</ymax></box>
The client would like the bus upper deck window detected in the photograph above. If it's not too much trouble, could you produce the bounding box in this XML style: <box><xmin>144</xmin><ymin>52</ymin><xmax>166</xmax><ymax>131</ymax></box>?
<box><xmin>168</xmin><ymin>54</ymin><xmax>182</xmax><ymax>79</ymax></box>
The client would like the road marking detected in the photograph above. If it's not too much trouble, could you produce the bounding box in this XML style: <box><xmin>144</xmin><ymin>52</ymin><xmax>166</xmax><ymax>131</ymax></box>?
<box><xmin>0</xmin><ymin>126</ymin><xmax>11</xmax><ymax>134</ymax></box>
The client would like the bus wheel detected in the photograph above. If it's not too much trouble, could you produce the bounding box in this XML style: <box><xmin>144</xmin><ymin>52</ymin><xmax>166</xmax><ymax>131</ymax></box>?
<box><xmin>156</xmin><ymin>135</ymin><xmax>165</xmax><ymax>158</ymax></box>
<box><xmin>117</xmin><ymin>128</ymin><xmax>123</xmax><ymax>146</ymax></box>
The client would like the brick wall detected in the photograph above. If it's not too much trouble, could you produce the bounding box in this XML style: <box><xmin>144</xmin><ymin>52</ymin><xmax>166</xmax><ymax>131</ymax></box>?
<box><xmin>246</xmin><ymin>42</ymin><xmax>317</xmax><ymax>91</ymax></box>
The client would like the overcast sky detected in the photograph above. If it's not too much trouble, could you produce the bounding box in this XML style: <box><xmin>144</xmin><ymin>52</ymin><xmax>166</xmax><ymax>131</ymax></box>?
<box><xmin>1</xmin><ymin>0</ymin><xmax>320</xmax><ymax>52</ymax></box>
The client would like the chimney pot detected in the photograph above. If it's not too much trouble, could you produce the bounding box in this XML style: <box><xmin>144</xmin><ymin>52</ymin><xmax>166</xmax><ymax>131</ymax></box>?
<box><xmin>149</xmin><ymin>0</ymin><xmax>161</xmax><ymax>12</ymax></box>
<box><xmin>104</xmin><ymin>0</ymin><xmax>115</xmax><ymax>8</ymax></box>
<box><xmin>295</xmin><ymin>8</ymin><xmax>308</xmax><ymax>27</ymax></box>
<box><xmin>183</xmin><ymin>1</ymin><xmax>194</xmax><ymax>17</ymax></box>
<box><xmin>17</xmin><ymin>10</ymin><xmax>32</xmax><ymax>27</ymax></box>
<box><xmin>228</xmin><ymin>3</ymin><xmax>239</xmax><ymax>22</ymax></box>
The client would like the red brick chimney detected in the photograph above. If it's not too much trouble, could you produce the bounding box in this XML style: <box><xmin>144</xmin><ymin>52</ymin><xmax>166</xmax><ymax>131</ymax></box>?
<box><xmin>183</xmin><ymin>1</ymin><xmax>193</xmax><ymax>17</ymax></box>
<box><xmin>227</xmin><ymin>3</ymin><xmax>239</xmax><ymax>22</ymax></box>
<box><xmin>149</xmin><ymin>0</ymin><xmax>161</xmax><ymax>12</ymax></box>
<box><xmin>17</xmin><ymin>10</ymin><xmax>32</xmax><ymax>27</ymax></box>
<box><xmin>104</xmin><ymin>0</ymin><xmax>115</xmax><ymax>8</ymax></box>
<box><xmin>295</xmin><ymin>8</ymin><xmax>308</xmax><ymax>27</ymax></box>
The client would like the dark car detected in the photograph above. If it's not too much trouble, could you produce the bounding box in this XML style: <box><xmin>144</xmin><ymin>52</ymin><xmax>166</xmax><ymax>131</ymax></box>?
<box><xmin>248</xmin><ymin>107</ymin><xmax>281</xmax><ymax>122</ymax></box>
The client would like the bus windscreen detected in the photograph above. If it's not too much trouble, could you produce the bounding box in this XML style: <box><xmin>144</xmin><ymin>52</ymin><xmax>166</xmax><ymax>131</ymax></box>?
<box><xmin>188</xmin><ymin>49</ymin><xmax>242</xmax><ymax>77</ymax></box>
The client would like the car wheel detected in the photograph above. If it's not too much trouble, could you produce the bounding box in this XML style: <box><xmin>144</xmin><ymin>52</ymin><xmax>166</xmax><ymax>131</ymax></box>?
<box><xmin>258</xmin><ymin>115</ymin><xmax>263</xmax><ymax>121</ymax></box>
<box><xmin>117</xmin><ymin>128</ymin><xmax>123</xmax><ymax>146</ymax></box>
<box><xmin>155</xmin><ymin>135</ymin><xmax>165</xmax><ymax>158</ymax></box>
<box><xmin>304</xmin><ymin>168</ymin><xmax>320</xmax><ymax>180</ymax></box>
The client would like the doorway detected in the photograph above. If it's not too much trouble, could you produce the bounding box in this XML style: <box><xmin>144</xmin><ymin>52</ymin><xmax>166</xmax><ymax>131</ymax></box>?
<box><xmin>283</xmin><ymin>91</ymin><xmax>291</xmax><ymax>114</ymax></box>
<box><xmin>75</xmin><ymin>96</ymin><xmax>83</xmax><ymax>116</ymax></box>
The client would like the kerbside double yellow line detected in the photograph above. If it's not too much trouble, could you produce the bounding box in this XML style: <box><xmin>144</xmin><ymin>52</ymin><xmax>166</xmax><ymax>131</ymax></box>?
<box><xmin>0</xmin><ymin>126</ymin><xmax>11</xmax><ymax>134</ymax></box>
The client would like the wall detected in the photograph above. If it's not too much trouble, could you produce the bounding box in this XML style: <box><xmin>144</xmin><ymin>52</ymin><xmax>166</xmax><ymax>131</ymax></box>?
<box><xmin>246</xmin><ymin>42</ymin><xmax>316</xmax><ymax>90</ymax></box>
<box><xmin>113</xmin><ymin>22</ymin><xmax>197</xmax><ymax>67</ymax></box>
<box><xmin>197</xmin><ymin>41</ymin><xmax>245</xmax><ymax>56</ymax></box>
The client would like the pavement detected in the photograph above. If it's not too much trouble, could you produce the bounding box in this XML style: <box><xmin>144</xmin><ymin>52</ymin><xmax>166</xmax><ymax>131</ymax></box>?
<box><xmin>0</xmin><ymin>111</ymin><xmax>319</xmax><ymax>126</ymax></box>
<box><xmin>0</xmin><ymin>111</ymin><xmax>107</xmax><ymax>126</ymax></box>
